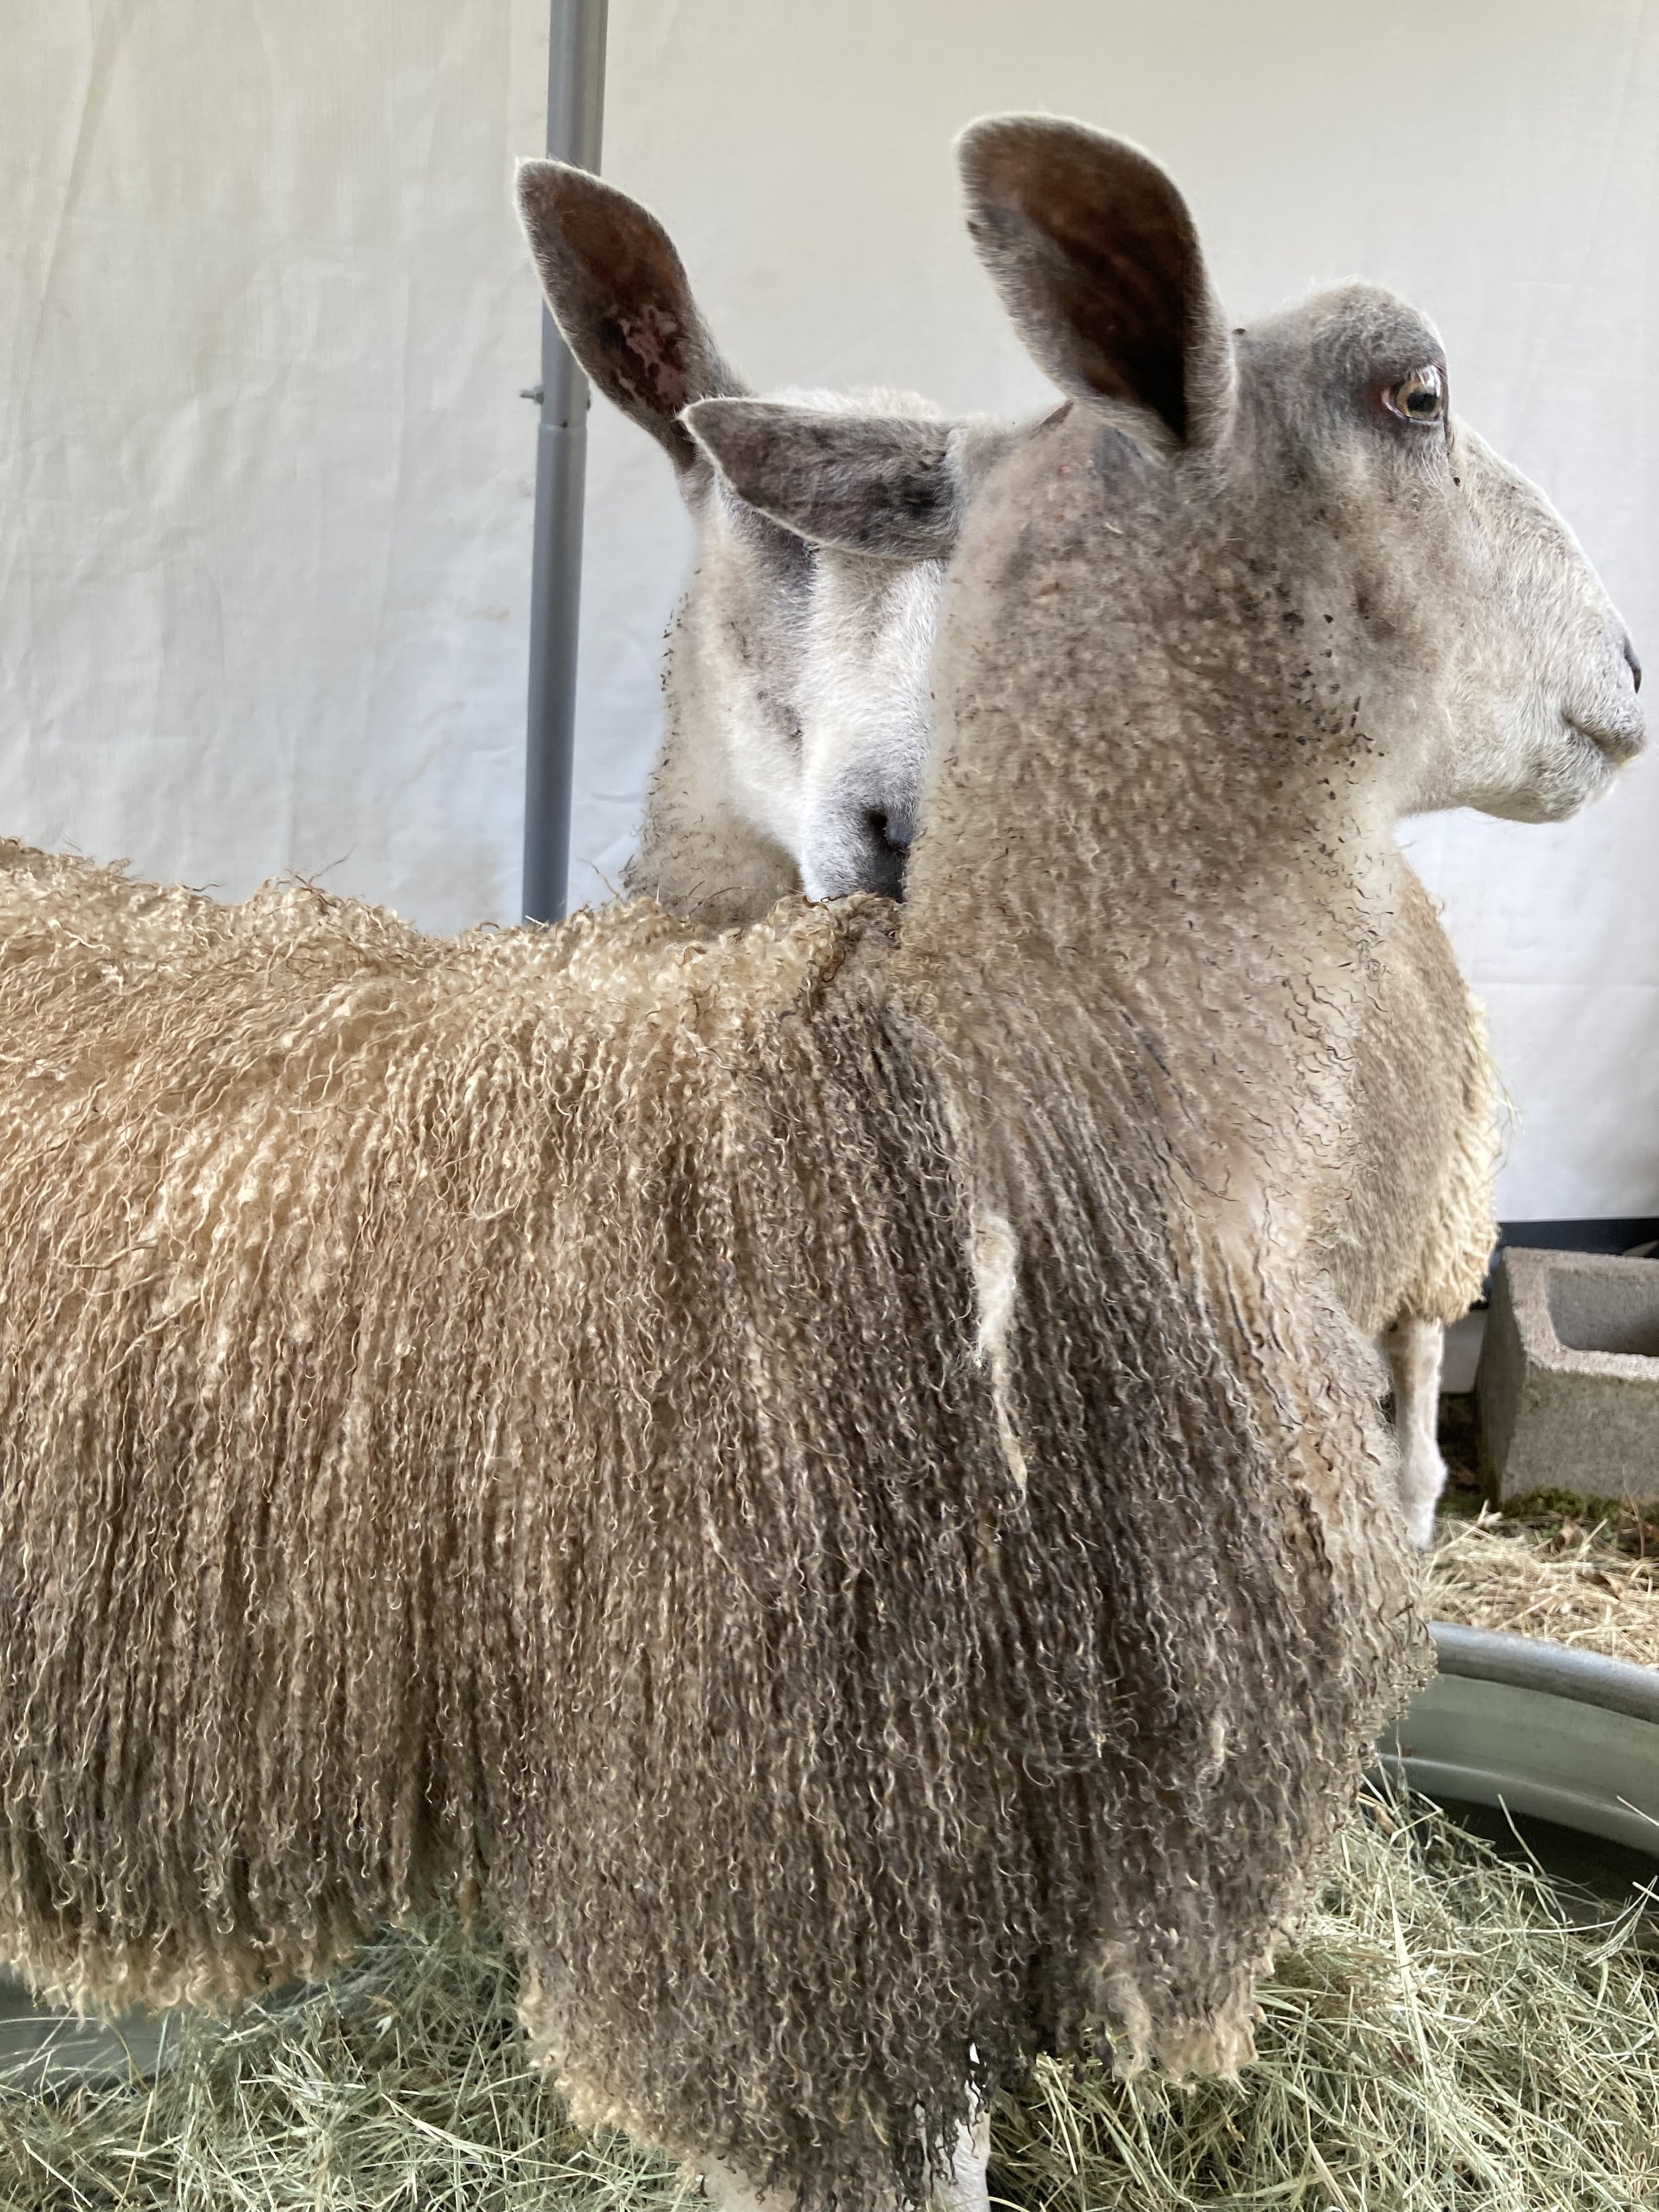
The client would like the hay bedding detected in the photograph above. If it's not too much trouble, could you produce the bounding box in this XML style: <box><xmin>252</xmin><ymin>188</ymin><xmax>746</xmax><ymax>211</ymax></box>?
<box><xmin>1428</xmin><ymin>1503</ymin><xmax>1659</xmax><ymax>1669</ymax></box>
<box><xmin>994</xmin><ymin>1789</ymin><xmax>1659</xmax><ymax>2212</ymax></box>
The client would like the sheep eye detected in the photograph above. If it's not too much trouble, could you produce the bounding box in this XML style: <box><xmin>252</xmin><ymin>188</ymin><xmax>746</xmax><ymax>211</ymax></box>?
<box><xmin>1385</xmin><ymin>364</ymin><xmax>1445</xmax><ymax>424</ymax></box>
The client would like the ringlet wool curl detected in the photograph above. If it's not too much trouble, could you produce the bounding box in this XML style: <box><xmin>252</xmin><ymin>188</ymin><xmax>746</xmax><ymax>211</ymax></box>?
<box><xmin>0</xmin><ymin>841</ymin><xmax>1422</xmax><ymax>2210</ymax></box>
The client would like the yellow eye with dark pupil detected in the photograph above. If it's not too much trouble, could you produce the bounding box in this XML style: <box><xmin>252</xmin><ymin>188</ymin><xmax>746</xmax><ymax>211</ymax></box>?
<box><xmin>1388</xmin><ymin>365</ymin><xmax>1445</xmax><ymax>423</ymax></box>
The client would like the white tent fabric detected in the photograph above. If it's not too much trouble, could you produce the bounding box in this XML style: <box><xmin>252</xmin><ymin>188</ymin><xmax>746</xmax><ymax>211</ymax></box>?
<box><xmin>2</xmin><ymin>0</ymin><xmax>1655</xmax><ymax>1218</ymax></box>
<box><xmin>2</xmin><ymin>2</ymin><xmax>546</xmax><ymax>931</ymax></box>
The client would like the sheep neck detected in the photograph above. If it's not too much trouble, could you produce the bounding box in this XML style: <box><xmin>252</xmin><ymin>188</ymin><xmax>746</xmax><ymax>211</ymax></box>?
<box><xmin>904</xmin><ymin>413</ymin><xmax>1410</xmax><ymax>1242</ymax></box>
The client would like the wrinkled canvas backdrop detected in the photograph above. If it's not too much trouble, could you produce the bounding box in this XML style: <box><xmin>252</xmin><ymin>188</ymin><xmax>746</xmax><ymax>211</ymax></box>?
<box><xmin>2</xmin><ymin>0</ymin><xmax>1654</xmax><ymax>1216</ymax></box>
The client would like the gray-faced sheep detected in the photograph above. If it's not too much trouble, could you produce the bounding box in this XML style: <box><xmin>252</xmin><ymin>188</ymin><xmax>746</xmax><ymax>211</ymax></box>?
<box><xmin>0</xmin><ymin>116</ymin><xmax>1642</xmax><ymax>2212</ymax></box>
<box><xmin>688</xmin><ymin>117</ymin><xmax>1638</xmax><ymax>1589</ymax></box>
<box><xmin>514</xmin><ymin>159</ymin><xmax>993</xmax><ymax>916</ymax></box>
<box><xmin>518</xmin><ymin>163</ymin><xmax>1505</xmax><ymax>1546</ymax></box>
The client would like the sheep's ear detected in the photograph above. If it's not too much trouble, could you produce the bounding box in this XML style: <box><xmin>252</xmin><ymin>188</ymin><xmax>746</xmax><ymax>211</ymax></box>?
<box><xmin>684</xmin><ymin>400</ymin><xmax>961</xmax><ymax>559</ymax></box>
<box><xmin>957</xmin><ymin>115</ymin><xmax>1233</xmax><ymax>449</ymax></box>
<box><xmin>515</xmin><ymin>161</ymin><xmax>747</xmax><ymax>471</ymax></box>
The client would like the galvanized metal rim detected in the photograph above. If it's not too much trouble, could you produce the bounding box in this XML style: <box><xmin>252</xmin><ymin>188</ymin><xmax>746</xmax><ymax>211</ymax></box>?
<box><xmin>1430</xmin><ymin>1619</ymin><xmax>1659</xmax><ymax>1726</ymax></box>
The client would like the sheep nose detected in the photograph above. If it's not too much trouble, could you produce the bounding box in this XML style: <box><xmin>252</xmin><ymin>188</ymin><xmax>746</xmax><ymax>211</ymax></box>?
<box><xmin>1623</xmin><ymin>633</ymin><xmax>1642</xmax><ymax>693</ymax></box>
<box><xmin>864</xmin><ymin>809</ymin><xmax>912</xmax><ymax>903</ymax></box>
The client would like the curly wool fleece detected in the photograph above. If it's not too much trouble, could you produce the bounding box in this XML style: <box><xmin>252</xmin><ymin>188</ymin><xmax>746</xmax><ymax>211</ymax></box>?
<box><xmin>0</xmin><ymin>840</ymin><xmax>1422</xmax><ymax>2209</ymax></box>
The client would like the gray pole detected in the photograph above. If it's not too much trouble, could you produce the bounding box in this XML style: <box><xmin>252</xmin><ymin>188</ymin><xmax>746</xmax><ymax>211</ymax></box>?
<box><xmin>522</xmin><ymin>0</ymin><xmax>608</xmax><ymax>924</ymax></box>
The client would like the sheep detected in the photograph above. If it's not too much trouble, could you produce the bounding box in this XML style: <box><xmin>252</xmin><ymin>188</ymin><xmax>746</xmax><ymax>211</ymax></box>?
<box><xmin>0</xmin><ymin>836</ymin><xmax>1415</xmax><ymax>2212</ymax></box>
<box><xmin>515</xmin><ymin>160</ymin><xmax>990</xmax><ymax>915</ymax></box>
<box><xmin>0</xmin><ymin>113</ymin><xmax>1640</xmax><ymax>2212</ymax></box>
<box><xmin>682</xmin><ymin>115</ymin><xmax>1640</xmax><ymax>1590</ymax></box>
<box><xmin>518</xmin><ymin>163</ymin><xmax>1494</xmax><ymax>1547</ymax></box>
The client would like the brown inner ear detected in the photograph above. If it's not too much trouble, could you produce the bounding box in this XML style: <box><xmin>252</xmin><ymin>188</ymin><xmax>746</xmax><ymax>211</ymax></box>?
<box><xmin>591</xmin><ymin>297</ymin><xmax>699</xmax><ymax>425</ymax></box>
<box><xmin>974</xmin><ymin>171</ymin><xmax>1196</xmax><ymax>441</ymax></box>
<box><xmin>960</xmin><ymin>119</ymin><xmax>1228</xmax><ymax>447</ymax></box>
<box><xmin>1027</xmin><ymin>175</ymin><xmax>1196</xmax><ymax>440</ymax></box>
<box><xmin>560</xmin><ymin>201</ymin><xmax>705</xmax><ymax>425</ymax></box>
<box><xmin>520</xmin><ymin>170</ymin><xmax>742</xmax><ymax>467</ymax></box>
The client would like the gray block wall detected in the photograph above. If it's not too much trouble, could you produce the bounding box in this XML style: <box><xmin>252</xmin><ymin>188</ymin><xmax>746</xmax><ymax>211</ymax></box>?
<box><xmin>1477</xmin><ymin>1248</ymin><xmax>1659</xmax><ymax>1503</ymax></box>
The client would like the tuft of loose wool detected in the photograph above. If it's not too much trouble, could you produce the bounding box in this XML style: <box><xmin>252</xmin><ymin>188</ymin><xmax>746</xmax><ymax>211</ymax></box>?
<box><xmin>0</xmin><ymin>841</ymin><xmax>1423</xmax><ymax>2207</ymax></box>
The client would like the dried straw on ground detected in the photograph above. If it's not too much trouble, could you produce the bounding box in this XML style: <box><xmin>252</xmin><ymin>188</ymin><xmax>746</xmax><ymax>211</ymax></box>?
<box><xmin>993</xmin><ymin>1789</ymin><xmax>1659</xmax><ymax>2212</ymax></box>
<box><xmin>5</xmin><ymin>1791</ymin><xmax>1655</xmax><ymax>2212</ymax></box>
<box><xmin>0</xmin><ymin>840</ymin><xmax>1421</xmax><ymax>2209</ymax></box>
<box><xmin>0</xmin><ymin>1917</ymin><xmax>687</xmax><ymax>2212</ymax></box>
<box><xmin>1429</xmin><ymin>1503</ymin><xmax>1659</xmax><ymax>1668</ymax></box>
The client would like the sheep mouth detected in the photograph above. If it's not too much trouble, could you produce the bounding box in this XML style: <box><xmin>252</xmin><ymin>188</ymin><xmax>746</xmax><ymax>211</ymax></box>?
<box><xmin>1564</xmin><ymin>711</ymin><xmax>1644</xmax><ymax>767</ymax></box>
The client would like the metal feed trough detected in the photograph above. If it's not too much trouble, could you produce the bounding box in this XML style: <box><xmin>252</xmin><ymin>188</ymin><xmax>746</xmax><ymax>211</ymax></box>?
<box><xmin>1381</xmin><ymin>1622</ymin><xmax>1659</xmax><ymax>1866</ymax></box>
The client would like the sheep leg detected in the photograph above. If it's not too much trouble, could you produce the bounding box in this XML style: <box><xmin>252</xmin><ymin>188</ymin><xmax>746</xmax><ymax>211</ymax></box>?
<box><xmin>1381</xmin><ymin>1313</ymin><xmax>1446</xmax><ymax>1550</ymax></box>
<box><xmin>943</xmin><ymin>2110</ymin><xmax>992</xmax><ymax>2212</ymax></box>
<box><xmin>697</xmin><ymin>2118</ymin><xmax>989</xmax><ymax>2212</ymax></box>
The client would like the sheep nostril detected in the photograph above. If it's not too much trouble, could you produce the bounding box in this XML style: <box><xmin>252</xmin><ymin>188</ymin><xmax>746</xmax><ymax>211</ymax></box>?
<box><xmin>866</xmin><ymin>808</ymin><xmax>910</xmax><ymax>855</ymax></box>
<box><xmin>1624</xmin><ymin>634</ymin><xmax>1642</xmax><ymax>693</ymax></box>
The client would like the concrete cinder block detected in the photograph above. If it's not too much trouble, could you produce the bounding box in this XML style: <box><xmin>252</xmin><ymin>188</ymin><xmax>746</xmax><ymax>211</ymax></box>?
<box><xmin>1477</xmin><ymin>1248</ymin><xmax>1659</xmax><ymax>1503</ymax></box>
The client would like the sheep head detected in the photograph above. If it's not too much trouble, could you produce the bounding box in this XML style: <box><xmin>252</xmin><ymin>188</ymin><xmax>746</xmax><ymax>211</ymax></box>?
<box><xmin>688</xmin><ymin>117</ymin><xmax>1644</xmax><ymax>935</ymax></box>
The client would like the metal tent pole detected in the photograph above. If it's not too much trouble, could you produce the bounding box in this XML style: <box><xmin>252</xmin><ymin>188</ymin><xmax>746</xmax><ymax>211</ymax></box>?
<box><xmin>522</xmin><ymin>0</ymin><xmax>608</xmax><ymax>924</ymax></box>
